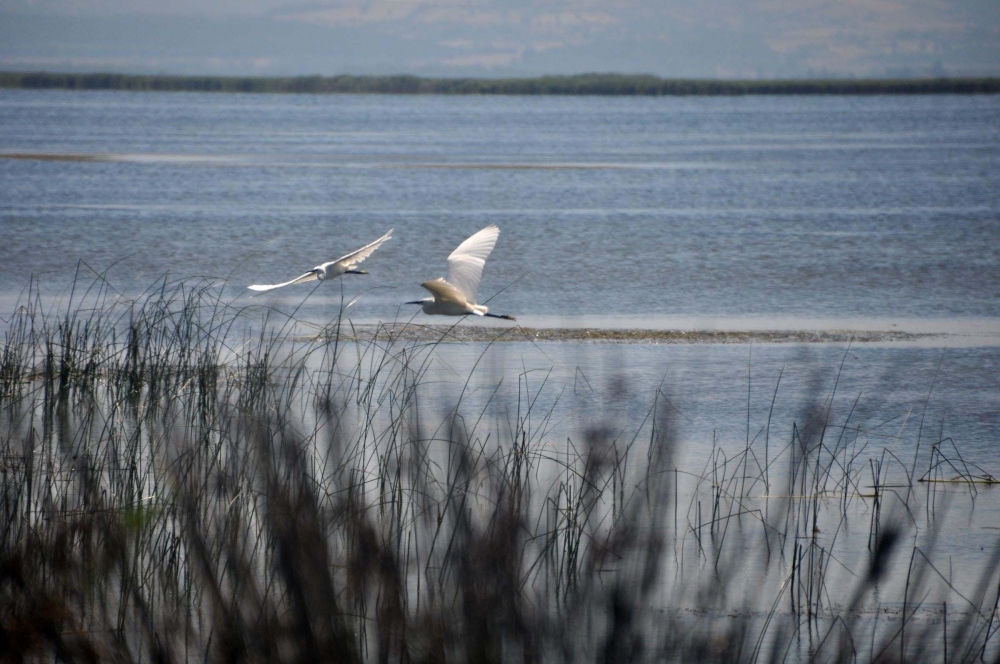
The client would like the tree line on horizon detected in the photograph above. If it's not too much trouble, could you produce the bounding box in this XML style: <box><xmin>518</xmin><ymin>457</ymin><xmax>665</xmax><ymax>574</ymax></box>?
<box><xmin>1</xmin><ymin>71</ymin><xmax>999</xmax><ymax>95</ymax></box>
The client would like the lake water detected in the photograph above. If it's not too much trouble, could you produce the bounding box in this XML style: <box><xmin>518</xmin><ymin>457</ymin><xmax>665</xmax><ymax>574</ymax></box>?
<box><xmin>1</xmin><ymin>90</ymin><xmax>998</xmax><ymax>323</ymax></box>
<box><xmin>1</xmin><ymin>89</ymin><xmax>998</xmax><ymax>452</ymax></box>
<box><xmin>2</xmin><ymin>89</ymin><xmax>1000</xmax><ymax>652</ymax></box>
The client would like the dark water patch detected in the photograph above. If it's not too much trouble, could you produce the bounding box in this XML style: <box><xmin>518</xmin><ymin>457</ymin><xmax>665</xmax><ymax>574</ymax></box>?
<box><xmin>0</xmin><ymin>151</ymin><xmax>112</xmax><ymax>162</ymax></box>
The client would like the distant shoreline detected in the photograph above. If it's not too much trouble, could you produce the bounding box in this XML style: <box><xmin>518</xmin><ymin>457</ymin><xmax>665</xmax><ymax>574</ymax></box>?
<box><xmin>1</xmin><ymin>71</ymin><xmax>999</xmax><ymax>95</ymax></box>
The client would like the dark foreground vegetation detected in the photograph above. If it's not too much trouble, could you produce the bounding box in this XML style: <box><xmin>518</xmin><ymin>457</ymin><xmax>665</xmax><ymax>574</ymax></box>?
<box><xmin>2</xmin><ymin>71</ymin><xmax>999</xmax><ymax>96</ymax></box>
<box><xmin>1</xmin><ymin>275</ymin><xmax>999</xmax><ymax>662</ymax></box>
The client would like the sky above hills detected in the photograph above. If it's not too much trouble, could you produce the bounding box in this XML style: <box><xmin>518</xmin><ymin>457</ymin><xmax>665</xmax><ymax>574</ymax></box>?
<box><xmin>1</xmin><ymin>0</ymin><xmax>998</xmax><ymax>78</ymax></box>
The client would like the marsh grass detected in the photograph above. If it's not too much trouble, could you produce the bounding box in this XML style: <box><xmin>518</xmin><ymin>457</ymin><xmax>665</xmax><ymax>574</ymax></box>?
<box><xmin>1</xmin><ymin>275</ymin><xmax>999</xmax><ymax>662</ymax></box>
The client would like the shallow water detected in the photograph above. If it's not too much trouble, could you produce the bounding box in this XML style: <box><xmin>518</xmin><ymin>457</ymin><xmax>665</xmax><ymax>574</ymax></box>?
<box><xmin>402</xmin><ymin>339</ymin><xmax>1000</xmax><ymax>472</ymax></box>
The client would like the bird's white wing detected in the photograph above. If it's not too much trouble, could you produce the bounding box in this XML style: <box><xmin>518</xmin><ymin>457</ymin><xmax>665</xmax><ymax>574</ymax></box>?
<box><xmin>247</xmin><ymin>271</ymin><xmax>318</xmax><ymax>293</ymax></box>
<box><xmin>445</xmin><ymin>225</ymin><xmax>500</xmax><ymax>303</ymax></box>
<box><xmin>320</xmin><ymin>228</ymin><xmax>394</xmax><ymax>272</ymax></box>
<box><xmin>420</xmin><ymin>278</ymin><xmax>467</xmax><ymax>306</ymax></box>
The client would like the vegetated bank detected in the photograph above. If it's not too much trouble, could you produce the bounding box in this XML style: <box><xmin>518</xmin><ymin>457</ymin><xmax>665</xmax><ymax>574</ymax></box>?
<box><xmin>1</xmin><ymin>71</ymin><xmax>999</xmax><ymax>95</ymax></box>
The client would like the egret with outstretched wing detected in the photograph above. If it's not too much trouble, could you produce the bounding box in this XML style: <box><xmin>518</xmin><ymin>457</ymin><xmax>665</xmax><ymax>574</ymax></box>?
<box><xmin>406</xmin><ymin>225</ymin><xmax>515</xmax><ymax>320</ymax></box>
<box><xmin>248</xmin><ymin>229</ymin><xmax>393</xmax><ymax>293</ymax></box>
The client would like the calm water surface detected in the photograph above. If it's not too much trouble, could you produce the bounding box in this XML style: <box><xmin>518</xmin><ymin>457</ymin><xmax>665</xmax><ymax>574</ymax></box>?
<box><xmin>1</xmin><ymin>89</ymin><xmax>998</xmax><ymax>448</ymax></box>
<box><xmin>2</xmin><ymin>89</ymin><xmax>1000</xmax><ymax>629</ymax></box>
<box><xmin>1</xmin><ymin>93</ymin><xmax>999</xmax><ymax>427</ymax></box>
<box><xmin>1</xmin><ymin>90</ymin><xmax>998</xmax><ymax>326</ymax></box>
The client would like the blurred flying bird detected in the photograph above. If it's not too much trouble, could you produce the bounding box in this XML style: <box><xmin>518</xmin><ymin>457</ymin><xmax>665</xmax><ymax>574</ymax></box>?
<box><xmin>406</xmin><ymin>224</ymin><xmax>515</xmax><ymax>320</ymax></box>
<box><xmin>248</xmin><ymin>229</ymin><xmax>393</xmax><ymax>293</ymax></box>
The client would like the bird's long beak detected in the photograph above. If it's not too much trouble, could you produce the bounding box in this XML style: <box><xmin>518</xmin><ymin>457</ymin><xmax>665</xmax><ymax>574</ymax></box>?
<box><xmin>405</xmin><ymin>300</ymin><xmax>424</xmax><ymax>305</ymax></box>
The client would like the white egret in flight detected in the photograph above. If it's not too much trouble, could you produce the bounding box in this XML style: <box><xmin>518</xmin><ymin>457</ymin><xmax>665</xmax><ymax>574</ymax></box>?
<box><xmin>406</xmin><ymin>224</ymin><xmax>515</xmax><ymax>321</ymax></box>
<box><xmin>248</xmin><ymin>229</ymin><xmax>393</xmax><ymax>293</ymax></box>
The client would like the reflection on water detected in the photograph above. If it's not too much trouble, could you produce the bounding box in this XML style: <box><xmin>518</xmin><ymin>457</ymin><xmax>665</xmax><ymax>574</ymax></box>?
<box><xmin>404</xmin><ymin>339</ymin><xmax>1000</xmax><ymax>469</ymax></box>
